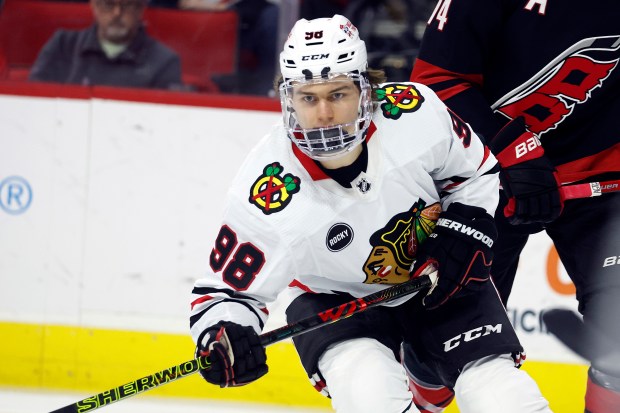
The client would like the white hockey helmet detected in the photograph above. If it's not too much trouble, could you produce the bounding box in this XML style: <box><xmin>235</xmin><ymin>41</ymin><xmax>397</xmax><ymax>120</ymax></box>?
<box><xmin>279</xmin><ymin>15</ymin><xmax>373</xmax><ymax>160</ymax></box>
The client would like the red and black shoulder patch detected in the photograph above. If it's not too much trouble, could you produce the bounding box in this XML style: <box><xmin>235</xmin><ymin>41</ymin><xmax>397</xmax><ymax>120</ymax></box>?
<box><xmin>376</xmin><ymin>83</ymin><xmax>425</xmax><ymax>119</ymax></box>
<box><xmin>249</xmin><ymin>162</ymin><xmax>300</xmax><ymax>215</ymax></box>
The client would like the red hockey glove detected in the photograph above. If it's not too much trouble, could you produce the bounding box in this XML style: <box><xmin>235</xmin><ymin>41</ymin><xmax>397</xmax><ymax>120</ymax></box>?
<box><xmin>489</xmin><ymin>117</ymin><xmax>564</xmax><ymax>225</ymax></box>
<box><xmin>196</xmin><ymin>321</ymin><xmax>268</xmax><ymax>387</ymax></box>
<box><xmin>410</xmin><ymin>202</ymin><xmax>497</xmax><ymax>309</ymax></box>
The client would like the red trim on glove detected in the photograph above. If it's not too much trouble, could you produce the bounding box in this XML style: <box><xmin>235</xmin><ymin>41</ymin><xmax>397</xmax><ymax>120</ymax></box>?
<box><xmin>494</xmin><ymin>130</ymin><xmax>544</xmax><ymax>168</ymax></box>
<box><xmin>503</xmin><ymin>197</ymin><xmax>517</xmax><ymax>218</ymax></box>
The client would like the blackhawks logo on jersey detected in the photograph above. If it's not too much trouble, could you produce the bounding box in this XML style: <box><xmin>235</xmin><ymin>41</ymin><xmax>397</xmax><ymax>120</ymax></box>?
<box><xmin>376</xmin><ymin>83</ymin><xmax>425</xmax><ymax>120</ymax></box>
<box><xmin>249</xmin><ymin>162</ymin><xmax>300</xmax><ymax>215</ymax></box>
<box><xmin>362</xmin><ymin>200</ymin><xmax>440</xmax><ymax>284</ymax></box>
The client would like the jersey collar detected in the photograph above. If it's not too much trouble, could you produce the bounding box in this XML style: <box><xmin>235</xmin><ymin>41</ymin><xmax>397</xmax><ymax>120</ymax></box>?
<box><xmin>291</xmin><ymin>121</ymin><xmax>377</xmax><ymax>181</ymax></box>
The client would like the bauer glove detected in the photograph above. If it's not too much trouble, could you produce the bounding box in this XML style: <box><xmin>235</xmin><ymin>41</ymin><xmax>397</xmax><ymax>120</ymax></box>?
<box><xmin>489</xmin><ymin>116</ymin><xmax>564</xmax><ymax>224</ymax></box>
<box><xmin>196</xmin><ymin>321</ymin><xmax>268</xmax><ymax>387</ymax></box>
<box><xmin>410</xmin><ymin>202</ymin><xmax>497</xmax><ymax>309</ymax></box>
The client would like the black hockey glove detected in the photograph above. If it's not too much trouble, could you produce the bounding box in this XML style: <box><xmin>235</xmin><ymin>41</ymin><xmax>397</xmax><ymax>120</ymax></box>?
<box><xmin>196</xmin><ymin>321</ymin><xmax>268</xmax><ymax>388</ymax></box>
<box><xmin>489</xmin><ymin>116</ymin><xmax>564</xmax><ymax>225</ymax></box>
<box><xmin>410</xmin><ymin>202</ymin><xmax>497</xmax><ymax>309</ymax></box>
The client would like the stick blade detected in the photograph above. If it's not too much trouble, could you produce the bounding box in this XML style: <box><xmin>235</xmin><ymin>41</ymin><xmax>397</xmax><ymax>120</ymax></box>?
<box><xmin>543</xmin><ymin>308</ymin><xmax>620</xmax><ymax>376</ymax></box>
<box><xmin>542</xmin><ymin>308</ymin><xmax>590</xmax><ymax>360</ymax></box>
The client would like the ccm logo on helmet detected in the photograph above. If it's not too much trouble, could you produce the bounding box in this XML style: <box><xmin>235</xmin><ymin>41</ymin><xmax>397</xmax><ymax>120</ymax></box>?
<box><xmin>444</xmin><ymin>324</ymin><xmax>503</xmax><ymax>352</ymax></box>
<box><xmin>437</xmin><ymin>218</ymin><xmax>494</xmax><ymax>247</ymax></box>
<box><xmin>302</xmin><ymin>53</ymin><xmax>330</xmax><ymax>61</ymax></box>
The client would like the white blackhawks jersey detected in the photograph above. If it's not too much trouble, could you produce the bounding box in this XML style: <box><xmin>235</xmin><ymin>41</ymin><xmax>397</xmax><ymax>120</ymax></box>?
<box><xmin>190</xmin><ymin>82</ymin><xmax>499</xmax><ymax>340</ymax></box>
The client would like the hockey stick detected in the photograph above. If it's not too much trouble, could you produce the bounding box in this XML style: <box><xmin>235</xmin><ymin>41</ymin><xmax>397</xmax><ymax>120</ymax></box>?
<box><xmin>504</xmin><ymin>179</ymin><xmax>620</xmax><ymax>216</ymax></box>
<box><xmin>541</xmin><ymin>308</ymin><xmax>590</xmax><ymax>360</ymax></box>
<box><xmin>543</xmin><ymin>308</ymin><xmax>620</xmax><ymax>374</ymax></box>
<box><xmin>560</xmin><ymin>179</ymin><xmax>620</xmax><ymax>200</ymax></box>
<box><xmin>49</xmin><ymin>273</ymin><xmax>435</xmax><ymax>413</ymax></box>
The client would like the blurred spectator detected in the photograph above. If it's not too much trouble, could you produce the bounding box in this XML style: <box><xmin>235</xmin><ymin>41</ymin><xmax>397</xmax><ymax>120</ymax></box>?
<box><xmin>29</xmin><ymin>0</ymin><xmax>182</xmax><ymax>89</ymax></box>
<box><xmin>165</xmin><ymin>0</ymin><xmax>279</xmax><ymax>96</ymax></box>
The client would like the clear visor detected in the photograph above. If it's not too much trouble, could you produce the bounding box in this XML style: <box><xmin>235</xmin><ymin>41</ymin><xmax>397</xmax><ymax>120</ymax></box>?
<box><xmin>279</xmin><ymin>73</ymin><xmax>373</xmax><ymax>160</ymax></box>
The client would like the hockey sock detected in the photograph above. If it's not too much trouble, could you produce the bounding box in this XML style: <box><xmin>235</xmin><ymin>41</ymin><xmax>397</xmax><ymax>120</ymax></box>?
<box><xmin>407</xmin><ymin>372</ymin><xmax>455</xmax><ymax>413</ymax></box>
<box><xmin>585</xmin><ymin>367</ymin><xmax>620</xmax><ymax>413</ymax></box>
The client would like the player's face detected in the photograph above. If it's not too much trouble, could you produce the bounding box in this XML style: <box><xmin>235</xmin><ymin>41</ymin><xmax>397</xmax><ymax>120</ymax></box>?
<box><xmin>291</xmin><ymin>79</ymin><xmax>360</xmax><ymax>132</ymax></box>
<box><xmin>91</xmin><ymin>0</ymin><xmax>146</xmax><ymax>44</ymax></box>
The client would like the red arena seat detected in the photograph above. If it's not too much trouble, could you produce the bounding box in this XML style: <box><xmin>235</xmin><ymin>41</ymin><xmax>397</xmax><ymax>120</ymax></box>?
<box><xmin>144</xmin><ymin>7</ymin><xmax>238</xmax><ymax>91</ymax></box>
<box><xmin>0</xmin><ymin>0</ymin><xmax>93</xmax><ymax>71</ymax></box>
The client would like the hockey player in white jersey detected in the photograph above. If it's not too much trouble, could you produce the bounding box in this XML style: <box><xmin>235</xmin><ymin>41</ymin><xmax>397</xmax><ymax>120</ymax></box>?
<box><xmin>190</xmin><ymin>15</ymin><xmax>552</xmax><ymax>413</ymax></box>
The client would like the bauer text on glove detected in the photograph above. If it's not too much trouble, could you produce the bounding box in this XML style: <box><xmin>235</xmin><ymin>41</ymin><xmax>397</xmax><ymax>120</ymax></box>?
<box><xmin>489</xmin><ymin>116</ymin><xmax>564</xmax><ymax>225</ymax></box>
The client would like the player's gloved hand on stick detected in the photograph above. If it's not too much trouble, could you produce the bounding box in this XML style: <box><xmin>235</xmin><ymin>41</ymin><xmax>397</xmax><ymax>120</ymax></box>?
<box><xmin>410</xmin><ymin>202</ymin><xmax>497</xmax><ymax>309</ymax></box>
<box><xmin>489</xmin><ymin>116</ymin><xmax>564</xmax><ymax>225</ymax></box>
<box><xmin>196</xmin><ymin>321</ymin><xmax>268</xmax><ymax>387</ymax></box>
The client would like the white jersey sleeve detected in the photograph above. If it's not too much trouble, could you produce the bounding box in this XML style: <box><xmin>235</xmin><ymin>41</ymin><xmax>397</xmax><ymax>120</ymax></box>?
<box><xmin>418</xmin><ymin>83</ymin><xmax>499</xmax><ymax>215</ymax></box>
<box><xmin>190</xmin><ymin>136</ymin><xmax>298</xmax><ymax>342</ymax></box>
